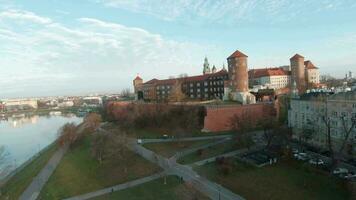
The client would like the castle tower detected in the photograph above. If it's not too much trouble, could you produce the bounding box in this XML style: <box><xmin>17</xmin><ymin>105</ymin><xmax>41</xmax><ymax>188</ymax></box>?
<box><xmin>133</xmin><ymin>75</ymin><xmax>143</xmax><ymax>93</ymax></box>
<box><xmin>225</xmin><ymin>50</ymin><xmax>255</xmax><ymax>104</ymax></box>
<box><xmin>290</xmin><ymin>54</ymin><xmax>306</xmax><ymax>94</ymax></box>
<box><xmin>227</xmin><ymin>50</ymin><xmax>248</xmax><ymax>92</ymax></box>
<box><xmin>203</xmin><ymin>57</ymin><xmax>211</xmax><ymax>75</ymax></box>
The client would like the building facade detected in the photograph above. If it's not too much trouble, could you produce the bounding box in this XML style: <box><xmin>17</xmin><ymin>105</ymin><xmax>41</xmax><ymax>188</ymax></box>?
<box><xmin>249</xmin><ymin>68</ymin><xmax>291</xmax><ymax>89</ymax></box>
<box><xmin>288</xmin><ymin>91</ymin><xmax>356</xmax><ymax>157</ymax></box>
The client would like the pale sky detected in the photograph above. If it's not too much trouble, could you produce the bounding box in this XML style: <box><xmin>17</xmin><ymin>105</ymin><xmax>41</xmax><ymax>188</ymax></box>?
<box><xmin>1</xmin><ymin>0</ymin><xmax>356</xmax><ymax>98</ymax></box>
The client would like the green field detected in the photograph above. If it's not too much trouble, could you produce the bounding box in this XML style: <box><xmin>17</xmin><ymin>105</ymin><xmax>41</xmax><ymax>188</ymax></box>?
<box><xmin>39</xmin><ymin>137</ymin><xmax>160</xmax><ymax>200</ymax></box>
<box><xmin>0</xmin><ymin>144</ymin><xmax>58</xmax><ymax>200</ymax></box>
<box><xmin>196</xmin><ymin>159</ymin><xmax>350</xmax><ymax>200</ymax></box>
<box><xmin>102</xmin><ymin>123</ymin><xmax>234</xmax><ymax>139</ymax></box>
<box><xmin>143</xmin><ymin>140</ymin><xmax>215</xmax><ymax>158</ymax></box>
<box><xmin>178</xmin><ymin>140</ymin><xmax>240</xmax><ymax>164</ymax></box>
<box><xmin>93</xmin><ymin>176</ymin><xmax>209</xmax><ymax>200</ymax></box>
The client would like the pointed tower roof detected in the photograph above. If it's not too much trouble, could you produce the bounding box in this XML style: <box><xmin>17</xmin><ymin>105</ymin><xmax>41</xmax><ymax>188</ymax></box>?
<box><xmin>134</xmin><ymin>75</ymin><xmax>142</xmax><ymax>80</ymax></box>
<box><xmin>304</xmin><ymin>60</ymin><xmax>318</xmax><ymax>69</ymax></box>
<box><xmin>290</xmin><ymin>54</ymin><xmax>304</xmax><ymax>60</ymax></box>
<box><xmin>228</xmin><ymin>50</ymin><xmax>248</xmax><ymax>59</ymax></box>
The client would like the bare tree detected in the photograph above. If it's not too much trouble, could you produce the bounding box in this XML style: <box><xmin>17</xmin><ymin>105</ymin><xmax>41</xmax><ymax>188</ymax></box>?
<box><xmin>169</xmin><ymin>79</ymin><xmax>186</xmax><ymax>102</ymax></box>
<box><xmin>91</xmin><ymin>132</ymin><xmax>110</xmax><ymax>164</ymax></box>
<box><xmin>230</xmin><ymin>111</ymin><xmax>254</xmax><ymax>149</ymax></box>
<box><xmin>120</xmin><ymin>88</ymin><xmax>131</xmax><ymax>98</ymax></box>
<box><xmin>57</xmin><ymin>123</ymin><xmax>78</xmax><ymax>147</ymax></box>
<box><xmin>84</xmin><ymin>113</ymin><xmax>102</xmax><ymax>131</ymax></box>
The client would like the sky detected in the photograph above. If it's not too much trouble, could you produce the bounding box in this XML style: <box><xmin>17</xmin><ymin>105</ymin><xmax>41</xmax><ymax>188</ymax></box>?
<box><xmin>0</xmin><ymin>0</ymin><xmax>356</xmax><ymax>98</ymax></box>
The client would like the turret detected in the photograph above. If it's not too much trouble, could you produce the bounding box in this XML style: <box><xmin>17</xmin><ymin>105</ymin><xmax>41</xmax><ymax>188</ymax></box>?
<box><xmin>133</xmin><ymin>75</ymin><xmax>143</xmax><ymax>93</ymax></box>
<box><xmin>290</xmin><ymin>54</ymin><xmax>306</xmax><ymax>94</ymax></box>
<box><xmin>227</xmin><ymin>50</ymin><xmax>248</xmax><ymax>92</ymax></box>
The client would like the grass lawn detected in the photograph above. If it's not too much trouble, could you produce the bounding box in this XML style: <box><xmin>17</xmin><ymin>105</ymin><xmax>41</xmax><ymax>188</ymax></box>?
<box><xmin>196</xmin><ymin>159</ymin><xmax>351</xmax><ymax>200</ymax></box>
<box><xmin>102</xmin><ymin>123</ymin><xmax>234</xmax><ymax>139</ymax></box>
<box><xmin>93</xmin><ymin>175</ymin><xmax>209</xmax><ymax>200</ymax></box>
<box><xmin>178</xmin><ymin>140</ymin><xmax>240</xmax><ymax>164</ymax></box>
<box><xmin>38</xmin><ymin>136</ymin><xmax>160</xmax><ymax>200</ymax></box>
<box><xmin>143</xmin><ymin>140</ymin><xmax>215</xmax><ymax>158</ymax></box>
<box><xmin>0</xmin><ymin>143</ymin><xmax>58</xmax><ymax>200</ymax></box>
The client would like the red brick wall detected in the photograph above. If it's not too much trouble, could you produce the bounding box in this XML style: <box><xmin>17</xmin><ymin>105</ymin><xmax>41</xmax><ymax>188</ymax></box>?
<box><xmin>203</xmin><ymin>103</ymin><xmax>277</xmax><ymax>132</ymax></box>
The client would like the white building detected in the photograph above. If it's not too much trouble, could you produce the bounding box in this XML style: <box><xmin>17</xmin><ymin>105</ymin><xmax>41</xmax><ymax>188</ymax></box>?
<box><xmin>304</xmin><ymin>61</ymin><xmax>320</xmax><ymax>85</ymax></box>
<box><xmin>288</xmin><ymin>91</ymin><xmax>356</xmax><ymax>157</ymax></box>
<box><xmin>249</xmin><ymin>68</ymin><xmax>291</xmax><ymax>90</ymax></box>
<box><xmin>3</xmin><ymin>99</ymin><xmax>38</xmax><ymax>111</ymax></box>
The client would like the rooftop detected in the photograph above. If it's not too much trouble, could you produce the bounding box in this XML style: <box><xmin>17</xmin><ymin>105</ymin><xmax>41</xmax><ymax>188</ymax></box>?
<box><xmin>228</xmin><ymin>50</ymin><xmax>248</xmax><ymax>59</ymax></box>
<box><xmin>249</xmin><ymin>67</ymin><xmax>290</xmax><ymax>78</ymax></box>
<box><xmin>290</xmin><ymin>54</ymin><xmax>304</xmax><ymax>60</ymax></box>
<box><xmin>304</xmin><ymin>60</ymin><xmax>318</xmax><ymax>69</ymax></box>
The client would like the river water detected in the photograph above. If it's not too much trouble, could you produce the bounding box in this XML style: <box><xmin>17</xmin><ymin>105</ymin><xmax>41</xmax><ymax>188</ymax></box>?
<box><xmin>0</xmin><ymin>113</ymin><xmax>82</xmax><ymax>178</ymax></box>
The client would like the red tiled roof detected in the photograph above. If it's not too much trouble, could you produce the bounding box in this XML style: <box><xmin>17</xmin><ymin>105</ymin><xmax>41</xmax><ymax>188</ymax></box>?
<box><xmin>304</xmin><ymin>60</ymin><xmax>318</xmax><ymax>69</ymax></box>
<box><xmin>143</xmin><ymin>70</ymin><xmax>228</xmax><ymax>85</ymax></box>
<box><xmin>249</xmin><ymin>68</ymin><xmax>290</xmax><ymax>79</ymax></box>
<box><xmin>134</xmin><ymin>76</ymin><xmax>142</xmax><ymax>80</ymax></box>
<box><xmin>228</xmin><ymin>50</ymin><xmax>248</xmax><ymax>59</ymax></box>
<box><xmin>290</xmin><ymin>54</ymin><xmax>304</xmax><ymax>60</ymax></box>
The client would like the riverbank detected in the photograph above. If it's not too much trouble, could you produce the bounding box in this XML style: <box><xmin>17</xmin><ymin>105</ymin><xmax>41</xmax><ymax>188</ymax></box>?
<box><xmin>0</xmin><ymin>143</ymin><xmax>58</xmax><ymax>200</ymax></box>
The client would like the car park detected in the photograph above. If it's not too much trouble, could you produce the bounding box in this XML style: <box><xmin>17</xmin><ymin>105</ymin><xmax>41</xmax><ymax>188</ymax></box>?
<box><xmin>309</xmin><ymin>158</ymin><xmax>324</xmax><ymax>165</ymax></box>
<box><xmin>333</xmin><ymin>168</ymin><xmax>348</xmax><ymax>175</ymax></box>
<box><xmin>294</xmin><ymin>152</ymin><xmax>309</xmax><ymax>161</ymax></box>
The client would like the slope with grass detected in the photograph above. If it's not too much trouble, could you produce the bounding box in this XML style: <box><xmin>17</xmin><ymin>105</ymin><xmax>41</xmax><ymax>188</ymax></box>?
<box><xmin>39</xmin><ymin>136</ymin><xmax>160</xmax><ymax>199</ymax></box>
<box><xmin>93</xmin><ymin>175</ymin><xmax>209</xmax><ymax>200</ymax></box>
<box><xmin>196</xmin><ymin>159</ymin><xmax>350</xmax><ymax>200</ymax></box>
<box><xmin>0</xmin><ymin>144</ymin><xmax>58</xmax><ymax>200</ymax></box>
<box><xmin>178</xmin><ymin>140</ymin><xmax>240</xmax><ymax>164</ymax></box>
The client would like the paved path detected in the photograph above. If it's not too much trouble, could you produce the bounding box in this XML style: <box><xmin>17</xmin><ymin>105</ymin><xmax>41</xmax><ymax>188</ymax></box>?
<box><xmin>131</xmin><ymin>142</ymin><xmax>245</xmax><ymax>200</ymax></box>
<box><xmin>19</xmin><ymin>145</ymin><xmax>68</xmax><ymax>200</ymax></box>
<box><xmin>173</xmin><ymin>137</ymin><xmax>231</xmax><ymax>160</ymax></box>
<box><xmin>63</xmin><ymin>172</ymin><xmax>164</xmax><ymax>200</ymax></box>
<box><xmin>19</xmin><ymin>123</ymin><xmax>88</xmax><ymax>200</ymax></box>
<box><xmin>141</xmin><ymin>135</ymin><xmax>232</xmax><ymax>144</ymax></box>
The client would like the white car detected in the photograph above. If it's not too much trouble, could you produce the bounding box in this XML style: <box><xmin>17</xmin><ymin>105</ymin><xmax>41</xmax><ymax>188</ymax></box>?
<box><xmin>309</xmin><ymin>159</ymin><xmax>324</xmax><ymax>165</ymax></box>
<box><xmin>333</xmin><ymin>168</ymin><xmax>348</xmax><ymax>174</ymax></box>
<box><xmin>343</xmin><ymin>172</ymin><xmax>356</xmax><ymax>180</ymax></box>
<box><xmin>137</xmin><ymin>139</ymin><xmax>142</xmax><ymax>144</ymax></box>
<box><xmin>295</xmin><ymin>153</ymin><xmax>309</xmax><ymax>161</ymax></box>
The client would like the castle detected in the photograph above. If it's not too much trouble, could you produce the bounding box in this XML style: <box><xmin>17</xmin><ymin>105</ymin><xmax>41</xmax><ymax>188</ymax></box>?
<box><xmin>133</xmin><ymin>50</ymin><xmax>320</xmax><ymax>104</ymax></box>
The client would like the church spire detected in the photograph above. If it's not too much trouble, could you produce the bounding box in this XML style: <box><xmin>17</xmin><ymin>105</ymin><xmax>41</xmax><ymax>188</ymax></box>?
<box><xmin>203</xmin><ymin>56</ymin><xmax>211</xmax><ymax>75</ymax></box>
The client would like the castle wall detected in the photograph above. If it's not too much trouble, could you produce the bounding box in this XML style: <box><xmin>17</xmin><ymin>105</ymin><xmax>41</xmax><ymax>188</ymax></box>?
<box><xmin>203</xmin><ymin>103</ymin><xmax>277</xmax><ymax>132</ymax></box>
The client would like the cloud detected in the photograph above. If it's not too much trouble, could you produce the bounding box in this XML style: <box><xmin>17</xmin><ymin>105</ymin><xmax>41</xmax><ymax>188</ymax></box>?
<box><xmin>96</xmin><ymin>0</ymin><xmax>356</xmax><ymax>24</ymax></box>
<box><xmin>0</xmin><ymin>9</ymin><xmax>217</xmax><ymax>98</ymax></box>
<box><xmin>0</xmin><ymin>9</ymin><xmax>52</xmax><ymax>24</ymax></box>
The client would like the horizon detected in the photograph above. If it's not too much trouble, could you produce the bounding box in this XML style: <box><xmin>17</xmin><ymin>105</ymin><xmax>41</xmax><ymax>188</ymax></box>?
<box><xmin>1</xmin><ymin>0</ymin><xmax>356</xmax><ymax>98</ymax></box>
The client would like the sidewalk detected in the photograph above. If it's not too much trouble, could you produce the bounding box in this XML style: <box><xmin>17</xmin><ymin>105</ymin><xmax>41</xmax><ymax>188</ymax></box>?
<box><xmin>19</xmin><ymin>145</ymin><xmax>68</xmax><ymax>200</ymax></box>
<box><xmin>63</xmin><ymin>172</ymin><xmax>164</xmax><ymax>200</ymax></box>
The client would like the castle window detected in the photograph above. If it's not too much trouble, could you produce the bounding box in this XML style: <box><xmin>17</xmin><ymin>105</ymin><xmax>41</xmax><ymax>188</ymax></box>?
<box><xmin>197</xmin><ymin>83</ymin><xmax>200</xmax><ymax>87</ymax></box>
<box><xmin>204</xmin><ymin>81</ymin><xmax>208</xmax><ymax>86</ymax></box>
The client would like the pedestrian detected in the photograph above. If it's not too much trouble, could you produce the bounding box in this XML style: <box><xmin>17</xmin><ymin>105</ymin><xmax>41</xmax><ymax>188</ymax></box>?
<box><xmin>111</xmin><ymin>188</ymin><xmax>114</xmax><ymax>194</ymax></box>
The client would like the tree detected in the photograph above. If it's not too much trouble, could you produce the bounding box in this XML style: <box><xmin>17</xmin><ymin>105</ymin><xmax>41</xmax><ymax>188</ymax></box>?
<box><xmin>91</xmin><ymin>132</ymin><xmax>110</xmax><ymax>164</ymax></box>
<box><xmin>230</xmin><ymin>111</ymin><xmax>254</xmax><ymax>149</ymax></box>
<box><xmin>57</xmin><ymin>123</ymin><xmax>78</xmax><ymax>147</ymax></box>
<box><xmin>84</xmin><ymin>113</ymin><xmax>102</xmax><ymax>132</ymax></box>
<box><xmin>258</xmin><ymin>118</ymin><xmax>279</xmax><ymax>148</ymax></box>
<box><xmin>120</xmin><ymin>88</ymin><xmax>131</xmax><ymax>98</ymax></box>
<box><xmin>168</xmin><ymin>79</ymin><xmax>186</xmax><ymax>102</ymax></box>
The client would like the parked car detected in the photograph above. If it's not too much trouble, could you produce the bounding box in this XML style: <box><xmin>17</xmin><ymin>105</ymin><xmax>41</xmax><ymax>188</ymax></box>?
<box><xmin>333</xmin><ymin>168</ymin><xmax>349</xmax><ymax>175</ymax></box>
<box><xmin>294</xmin><ymin>152</ymin><xmax>309</xmax><ymax>161</ymax></box>
<box><xmin>137</xmin><ymin>139</ymin><xmax>142</xmax><ymax>144</ymax></box>
<box><xmin>309</xmin><ymin>158</ymin><xmax>324</xmax><ymax>165</ymax></box>
<box><xmin>343</xmin><ymin>172</ymin><xmax>356</xmax><ymax>180</ymax></box>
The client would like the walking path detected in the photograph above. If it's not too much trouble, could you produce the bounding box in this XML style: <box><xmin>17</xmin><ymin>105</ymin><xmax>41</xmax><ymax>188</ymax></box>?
<box><xmin>63</xmin><ymin>172</ymin><xmax>164</xmax><ymax>200</ymax></box>
<box><xmin>141</xmin><ymin>135</ymin><xmax>232</xmax><ymax>144</ymax></box>
<box><xmin>19</xmin><ymin>145</ymin><xmax>68</xmax><ymax>200</ymax></box>
<box><xmin>19</xmin><ymin>123</ymin><xmax>88</xmax><ymax>200</ymax></box>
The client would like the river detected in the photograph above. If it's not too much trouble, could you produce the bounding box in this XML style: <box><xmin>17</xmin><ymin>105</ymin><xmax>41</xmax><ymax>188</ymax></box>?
<box><xmin>0</xmin><ymin>113</ymin><xmax>82</xmax><ymax>178</ymax></box>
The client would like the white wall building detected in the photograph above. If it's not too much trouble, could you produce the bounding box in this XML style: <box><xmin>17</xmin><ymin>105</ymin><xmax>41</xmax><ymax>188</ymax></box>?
<box><xmin>288</xmin><ymin>91</ymin><xmax>356</xmax><ymax>157</ymax></box>
<box><xmin>249</xmin><ymin>68</ymin><xmax>291</xmax><ymax>90</ymax></box>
